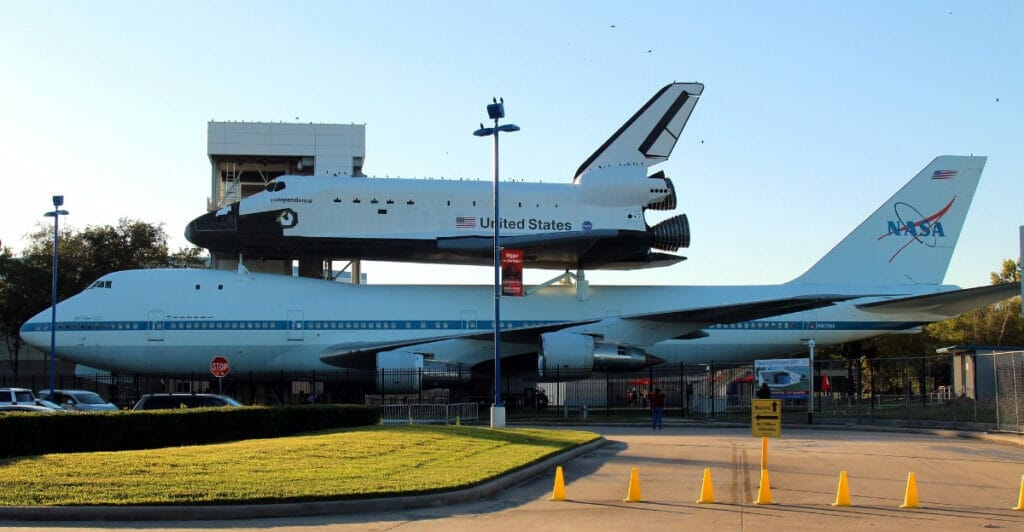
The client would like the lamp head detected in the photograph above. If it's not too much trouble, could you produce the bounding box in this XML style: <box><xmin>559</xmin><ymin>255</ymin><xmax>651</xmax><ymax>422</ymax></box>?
<box><xmin>52</xmin><ymin>195</ymin><xmax>64</xmax><ymax>208</ymax></box>
<box><xmin>486</xmin><ymin>101</ymin><xmax>505</xmax><ymax>120</ymax></box>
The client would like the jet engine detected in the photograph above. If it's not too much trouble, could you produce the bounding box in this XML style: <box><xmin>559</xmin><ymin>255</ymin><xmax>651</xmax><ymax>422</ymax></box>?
<box><xmin>538</xmin><ymin>332</ymin><xmax>653</xmax><ymax>382</ymax></box>
<box><xmin>649</xmin><ymin>213</ymin><xmax>690</xmax><ymax>251</ymax></box>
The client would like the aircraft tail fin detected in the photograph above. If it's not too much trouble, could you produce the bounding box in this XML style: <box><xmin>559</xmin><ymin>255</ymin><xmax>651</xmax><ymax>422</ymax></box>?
<box><xmin>791</xmin><ymin>155</ymin><xmax>987</xmax><ymax>286</ymax></box>
<box><xmin>574</xmin><ymin>82</ymin><xmax>703</xmax><ymax>181</ymax></box>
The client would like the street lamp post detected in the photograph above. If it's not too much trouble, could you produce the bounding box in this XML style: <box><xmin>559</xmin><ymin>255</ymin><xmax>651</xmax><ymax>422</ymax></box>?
<box><xmin>44</xmin><ymin>195</ymin><xmax>69</xmax><ymax>398</ymax></box>
<box><xmin>474</xmin><ymin>98</ymin><xmax>519</xmax><ymax>429</ymax></box>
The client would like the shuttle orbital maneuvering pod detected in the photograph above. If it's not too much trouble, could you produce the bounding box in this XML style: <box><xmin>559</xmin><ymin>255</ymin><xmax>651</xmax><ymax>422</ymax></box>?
<box><xmin>185</xmin><ymin>83</ymin><xmax>703</xmax><ymax>271</ymax></box>
<box><xmin>21</xmin><ymin>155</ymin><xmax>1019</xmax><ymax>391</ymax></box>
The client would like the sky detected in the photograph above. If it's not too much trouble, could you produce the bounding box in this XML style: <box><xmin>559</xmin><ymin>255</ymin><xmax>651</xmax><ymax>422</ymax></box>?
<box><xmin>1</xmin><ymin>1</ymin><xmax>1021</xmax><ymax>289</ymax></box>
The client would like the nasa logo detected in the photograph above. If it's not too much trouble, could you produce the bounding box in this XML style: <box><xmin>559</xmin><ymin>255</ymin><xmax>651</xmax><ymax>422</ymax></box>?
<box><xmin>878</xmin><ymin>198</ymin><xmax>954</xmax><ymax>262</ymax></box>
<box><xmin>582</xmin><ymin>220</ymin><xmax>593</xmax><ymax>231</ymax></box>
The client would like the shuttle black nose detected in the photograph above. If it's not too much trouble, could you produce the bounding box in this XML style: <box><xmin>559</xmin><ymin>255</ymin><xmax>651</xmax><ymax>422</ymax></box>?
<box><xmin>184</xmin><ymin>208</ymin><xmax>238</xmax><ymax>251</ymax></box>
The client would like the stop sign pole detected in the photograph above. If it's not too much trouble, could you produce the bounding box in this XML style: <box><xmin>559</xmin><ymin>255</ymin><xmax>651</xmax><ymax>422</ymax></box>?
<box><xmin>210</xmin><ymin>356</ymin><xmax>230</xmax><ymax>395</ymax></box>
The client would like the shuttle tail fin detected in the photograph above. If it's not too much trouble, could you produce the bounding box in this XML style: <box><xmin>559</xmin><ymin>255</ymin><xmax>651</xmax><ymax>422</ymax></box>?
<box><xmin>574</xmin><ymin>82</ymin><xmax>703</xmax><ymax>181</ymax></box>
<box><xmin>791</xmin><ymin>155</ymin><xmax>987</xmax><ymax>286</ymax></box>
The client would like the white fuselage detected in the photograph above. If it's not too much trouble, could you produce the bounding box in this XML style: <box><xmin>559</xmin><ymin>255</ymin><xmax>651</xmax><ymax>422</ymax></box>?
<box><xmin>20</xmin><ymin>268</ymin><xmax>948</xmax><ymax>375</ymax></box>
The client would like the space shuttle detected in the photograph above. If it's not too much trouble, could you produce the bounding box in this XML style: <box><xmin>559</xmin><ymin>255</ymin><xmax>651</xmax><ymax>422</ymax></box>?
<box><xmin>185</xmin><ymin>82</ymin><xmax>703</xmax><ymax>270</ymax></box>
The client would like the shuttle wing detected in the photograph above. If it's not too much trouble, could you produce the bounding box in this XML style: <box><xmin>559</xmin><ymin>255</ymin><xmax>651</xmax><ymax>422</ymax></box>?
<box><xmin>575</xmin><ymin>82</ymin><xmax>704</xmax><ymax>180</ymax></box>
<box><xmin>318</xmin><ymin>293</ymin><xmax>854</xmax><ymax>368</ymax></box>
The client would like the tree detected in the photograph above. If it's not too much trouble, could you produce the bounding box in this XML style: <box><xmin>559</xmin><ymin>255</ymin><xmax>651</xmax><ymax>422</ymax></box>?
<box><xmin>0</xmin><ymin>219</ymin><xmax>205</xmax><ymax>377</ymax></box>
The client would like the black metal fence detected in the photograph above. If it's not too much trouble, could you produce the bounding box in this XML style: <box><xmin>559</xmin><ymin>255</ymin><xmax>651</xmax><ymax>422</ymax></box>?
<box><xmin>3</xmin><ymin>355</ymin><xmax>983</xmax><ymax>424</ymax></box>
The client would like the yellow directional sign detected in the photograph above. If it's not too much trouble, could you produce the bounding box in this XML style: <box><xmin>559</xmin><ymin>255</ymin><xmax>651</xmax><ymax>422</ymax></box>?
<box><xmin>752</xmin><ymin>399</ymin><xmax>782</xmax><ymax>437</ymax></box>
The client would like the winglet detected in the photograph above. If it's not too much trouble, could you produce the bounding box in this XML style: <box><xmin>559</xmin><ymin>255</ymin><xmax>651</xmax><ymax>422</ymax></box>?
<box><xmin>575</xmin><ymin>82</ymin><xmax>703</xmax><ymax>181</ymax></box>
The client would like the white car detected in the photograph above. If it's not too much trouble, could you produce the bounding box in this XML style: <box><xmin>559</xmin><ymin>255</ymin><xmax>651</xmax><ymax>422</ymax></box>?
<box><xmin>36</xmin><ymin>389</ymin><xmax>118</xmax><ymax>411</ymax></box>
<box><xmin>0</xmin><ymin>387</ymin><xmax>36</xmax><ymax>405</ymax></box>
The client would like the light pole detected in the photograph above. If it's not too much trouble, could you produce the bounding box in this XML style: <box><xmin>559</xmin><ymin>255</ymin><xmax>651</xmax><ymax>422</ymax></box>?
<box><xmin>474</xmin><ymin>98</ymin><xmax>519</xmax><ymax>428</ymax></box>
<box><xmin>44</xmin><ymin>195</ymin><xmax>69</xmax><ymax>398</ymax></box>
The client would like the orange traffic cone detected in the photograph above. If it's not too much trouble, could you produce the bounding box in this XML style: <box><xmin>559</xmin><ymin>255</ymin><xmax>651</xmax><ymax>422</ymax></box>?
<box><xmin>753</xmin><ymin>469</ymin><xmax>773</xmax><ymax>505</ymax></box>
<box><xmin>550</xmin><ymin>466</ymin><xmax>566</xmax><ymax>501</ymax></box>
<box><xmin>1013</xmin><ymin>475</ymin><xmax>1024</xmax><ymax>510</ymax></box>
<box><xmin>900</xmin><ymin>472</ymin><xmax>919</xmax><ymax>509</ymax></box>
<box><xmin>696</xmin><ymin>468</ymin><xmax>715</xmax><ymax>503</ymax></box>
<box><xmin>624</xmin><ymin>466</ymin><xmax>642</xmax><ymax>502</ymax></box>
<box><xmin>832</xmin><ymin>470</ymin><xmax>851</xmax><ymax>507</ymax></box>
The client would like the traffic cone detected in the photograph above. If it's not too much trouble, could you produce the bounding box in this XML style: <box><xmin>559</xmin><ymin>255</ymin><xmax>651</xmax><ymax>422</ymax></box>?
<box><xmin>832</xmin><ymin>470</ymin><xmax>851</xmax><ymax>507</ymax></box>
<box><xmin>1013</xmin><ymin>475</ymin><xmax>1024</xmax><ymax>510</ymax></box>
<box><xmin>696</xmin><ymin>468</ymin><xmax>715</xmax><ymax>503</ymax></box>
<box><xmin>900</xmin><ymin>472</ymin><xmax>919</xmax><ymax>508</ymax></box>
<box><xmin>761</xmin><ymin>435</ymin><xmax>770</xmax><ymax>470</ymax></box>
<box><xmin>624</xmin><ymin>466</ymin><xmax>642</xmax><ymax>502</ymax></box>
<box><xmin>753</xmin><ymin>469</ymin><xmax>773</xmax><ymax>505</ymax></box>
<box><xmin>550</xmin><ymin>466</ymin><xmax>566</xmax><ymax>501</ymax></box>
<box><xmin>761</xmin><ymin>437</ymin><xmax>768</xmax><ymax>470</ymax></box>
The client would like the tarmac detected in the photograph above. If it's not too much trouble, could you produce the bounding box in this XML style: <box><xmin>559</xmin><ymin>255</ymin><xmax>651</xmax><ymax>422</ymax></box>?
<box><xmin>4</xmin><ymin>419</ymin><xmax>1024</xmax><ymax>530</ymax></box>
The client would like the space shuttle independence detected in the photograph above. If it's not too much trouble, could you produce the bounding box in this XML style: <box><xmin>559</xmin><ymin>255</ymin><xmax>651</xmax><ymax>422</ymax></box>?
<box><xmin>185</xmin><ymin>83</ymin><xmax>703</xmax><ymax>270</ymax></box>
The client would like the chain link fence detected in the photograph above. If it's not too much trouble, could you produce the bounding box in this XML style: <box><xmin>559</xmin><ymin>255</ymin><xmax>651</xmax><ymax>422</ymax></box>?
<box><xmin>992</xmin><ymin>351</ymin><xmax>1024</xmax><ymax>432</ymax></box>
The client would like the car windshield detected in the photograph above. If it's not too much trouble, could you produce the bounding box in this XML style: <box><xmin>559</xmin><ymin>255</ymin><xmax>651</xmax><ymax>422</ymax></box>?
<box><xmin>70</xmin><ymin>391</ymin><xmax>107</xmax><ymax>405</ymax></box>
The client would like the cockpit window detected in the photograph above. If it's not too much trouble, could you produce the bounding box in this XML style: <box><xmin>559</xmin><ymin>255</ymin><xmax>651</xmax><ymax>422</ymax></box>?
<box><xmin>88</xmin><ymin>280</ymin><xmax>113</xmax><ymax>289</ymax></box>
<box><xmin>265</xmin><ymin>181</ymin><xmax>286</xmax><ymax>192</ymax></box>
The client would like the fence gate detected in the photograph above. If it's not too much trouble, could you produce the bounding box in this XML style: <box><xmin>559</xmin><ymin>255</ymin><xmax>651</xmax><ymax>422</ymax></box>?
<box><xmin>994</xmin><ymin>351</ymin><xmax>1024</xmax><ymax>433</ymax></box>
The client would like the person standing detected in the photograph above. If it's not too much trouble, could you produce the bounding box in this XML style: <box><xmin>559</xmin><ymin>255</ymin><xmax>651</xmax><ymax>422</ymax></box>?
<box><xmin>756</xmin><ymin>382</ymin><xmax>772</xmax><ymax>399</ymax></box>
<box><xmin>649</xmin><ymin>387</ymin><xmax>666</xmax><ymax>430</ymax></box>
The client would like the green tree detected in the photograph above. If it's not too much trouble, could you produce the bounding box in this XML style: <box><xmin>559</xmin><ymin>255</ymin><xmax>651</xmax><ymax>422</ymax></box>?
<box><xmin>0</xmin><ymin>219</ymin><xmax>205</xmax><ymax>377</ymax></box>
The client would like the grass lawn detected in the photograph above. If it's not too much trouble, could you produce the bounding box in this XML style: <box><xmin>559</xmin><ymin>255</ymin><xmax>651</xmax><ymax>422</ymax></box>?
<box><xmin>0</xmin><ymin>425</ymin><xmax>598</xmax><ymax>506</ymax></box>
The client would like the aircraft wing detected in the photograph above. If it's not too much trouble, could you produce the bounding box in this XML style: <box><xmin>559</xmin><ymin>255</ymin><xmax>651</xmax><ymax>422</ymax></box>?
<box><xmin>318</xmin><ymin>294</ymin><xmax>854</xmax><ymax>368</ymax></box>
<box><xmin>856</xmin><ymin>283</ymin><xmax>1018</xmax><ymax>317</ymax></box>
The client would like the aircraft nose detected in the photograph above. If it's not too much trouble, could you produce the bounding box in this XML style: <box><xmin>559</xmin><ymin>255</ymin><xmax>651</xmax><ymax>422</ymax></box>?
<box><xmin>19</xmin><ymin>307</ymin><xmax>53</xmax><ymax>350</ymax></box>
<box><xmin>184</xmin><ymin>208</ymin><xmax>238</xmax><ymax>251</ymax></box>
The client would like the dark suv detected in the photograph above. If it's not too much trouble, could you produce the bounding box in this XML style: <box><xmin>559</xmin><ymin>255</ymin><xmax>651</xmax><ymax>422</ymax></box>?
<box><xmin>131</xmin><ymin>393</ymin><xmax>242</xmax><ymax>410</ymax></box>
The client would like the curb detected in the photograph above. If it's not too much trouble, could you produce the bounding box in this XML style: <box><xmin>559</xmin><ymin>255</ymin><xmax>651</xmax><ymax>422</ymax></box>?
<box><xmin>0</xmin><ymin>437</ymin><xmax>606</xmax><ymax>522</ymax></box>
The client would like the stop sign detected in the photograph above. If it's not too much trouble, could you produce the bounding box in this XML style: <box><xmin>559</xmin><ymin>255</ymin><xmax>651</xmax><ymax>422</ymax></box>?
<box><xmin>210</xmin><ymin>356</ymin><xmax>231</xmax><ymax>378</ymax></box>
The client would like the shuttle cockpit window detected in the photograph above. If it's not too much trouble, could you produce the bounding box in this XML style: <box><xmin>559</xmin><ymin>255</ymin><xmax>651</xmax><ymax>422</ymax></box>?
<box><xmin>88</xmin><ymin>280</ymin><xmax>113</xmax><ymax>289</ymax></box>
<box><xmin>264</xmin><ymin>181</ymin><xmax>286</xmax><ymax>193</ymax></box>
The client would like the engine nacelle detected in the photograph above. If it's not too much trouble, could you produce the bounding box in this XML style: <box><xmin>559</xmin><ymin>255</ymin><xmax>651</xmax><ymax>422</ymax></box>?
<box><xmin>376</xmin><ymin>350</ymin><xmax>423</xmax><ymax>393</ymax></box>
<box><xmin>538</xmin><ymin>332</ymin><xmax>595</xmax><ymax>381</ymax></box>
<box><xmin>538</xmin><ymin>333</ymin><xmax>655</xmax><ymax>381</ymax></box>
<box><xmin>593</xmin><ymin>343</ymin><xmax>650</xmax><ymax>372</ymax></box>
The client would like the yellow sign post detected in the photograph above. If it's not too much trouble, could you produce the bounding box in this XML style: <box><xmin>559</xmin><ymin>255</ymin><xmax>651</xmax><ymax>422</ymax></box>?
<box><xmin>752</xmin><ymin>399</ymin><xmax>782</xmax><ymax>437</ymax></box>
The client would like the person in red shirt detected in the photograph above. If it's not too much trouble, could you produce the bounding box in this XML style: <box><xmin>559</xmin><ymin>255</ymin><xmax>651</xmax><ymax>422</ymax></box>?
<box><xmin>649</xmin><ymin>387</ymin><xmax>666</xmax><ymax>429</ymax></box>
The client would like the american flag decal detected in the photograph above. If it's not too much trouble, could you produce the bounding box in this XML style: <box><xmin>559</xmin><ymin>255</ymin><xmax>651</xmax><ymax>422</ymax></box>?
<box><xmin>456</xmin><ymin>216</ymin><xmax>476</xmax><ymax>228</ymax></box>
<box><xmin>931</xmin><ymin>169</ymin><xmax>957</xmax><ymax>179</ymax></box>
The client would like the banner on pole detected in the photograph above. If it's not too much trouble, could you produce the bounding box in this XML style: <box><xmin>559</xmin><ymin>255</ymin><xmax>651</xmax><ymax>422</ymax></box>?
<box><xmin>501</xmin><ymin>248</ymin><xmax>524</xmax><ymax>296</ymax></box>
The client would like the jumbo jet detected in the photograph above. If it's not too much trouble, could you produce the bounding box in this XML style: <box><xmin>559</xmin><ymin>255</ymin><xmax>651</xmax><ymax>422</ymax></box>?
<box><xmin>21</xmin><ymin>155</ymin><xmax>1017</xmax><ymax>391</ymax></box>
<box><xmin>184</xmin><ymin>82</ymin><xmax>702</xmax><ymax>270</ymax></box>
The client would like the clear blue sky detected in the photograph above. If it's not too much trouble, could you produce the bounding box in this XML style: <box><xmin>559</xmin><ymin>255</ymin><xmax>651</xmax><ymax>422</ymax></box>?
<box><xmin>1</xmin><ymin>1</ymin><xmax>1020</xmax><ymax>288</ymax></box>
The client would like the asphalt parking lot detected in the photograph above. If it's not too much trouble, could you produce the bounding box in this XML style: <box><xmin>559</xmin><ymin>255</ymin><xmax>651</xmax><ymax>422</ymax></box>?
<box><xmin>4</xmin><ymin>424</ymin><xmax>1024</xmax><ymax>531</ymax></box>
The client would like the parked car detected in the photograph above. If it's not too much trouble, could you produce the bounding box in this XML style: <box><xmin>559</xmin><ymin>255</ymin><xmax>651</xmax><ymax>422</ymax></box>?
<box><xmin>131</xmin><ymin>393</ymin><xmax>243</xmax><ymax>410</ymax></box>
<box><xmin>37</xmin><ymin>389</ymin><xmax>118</xmax><ymax>412</ymax></box>
<box><xmin>0</xmin><ymin>404</ymin><xmax>57</xmax><ymax>414</ymax></box>
<box><xmin>0</xmin><ymin>387</ymin><xmax>37</xmax><ymax>405</ymax></box>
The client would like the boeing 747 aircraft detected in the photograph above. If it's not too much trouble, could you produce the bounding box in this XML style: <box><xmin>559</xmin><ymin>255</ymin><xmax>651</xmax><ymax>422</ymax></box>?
<box><xmin>21</xmin><ymin>156</ymin><xmax>1017</xmax><ymax>391</ymax></box>
<box><xmin>185</xmin><ymin>82</ymin><xmax>702</xmax><ymax>270</ymax></box>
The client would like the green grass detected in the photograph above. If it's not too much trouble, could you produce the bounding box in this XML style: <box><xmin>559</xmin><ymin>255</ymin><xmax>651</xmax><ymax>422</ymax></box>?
<box><xmin>0</xmin><ymin>425</ymin><xmax>598</xmax><ymax>506</ymax></box>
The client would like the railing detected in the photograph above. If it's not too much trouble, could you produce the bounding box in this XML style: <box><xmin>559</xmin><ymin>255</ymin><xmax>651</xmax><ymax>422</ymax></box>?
<box><xmin>380</xmin><ymin>403</ymin><xmax>479</xmax><ymax>424</ymax></box>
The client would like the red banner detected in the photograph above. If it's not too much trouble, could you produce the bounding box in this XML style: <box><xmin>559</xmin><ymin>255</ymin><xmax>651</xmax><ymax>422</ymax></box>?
<box><xmin>501</xmin><ymin>248</ymin><xmax>524</xmax><ymax>296</ymax></box>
